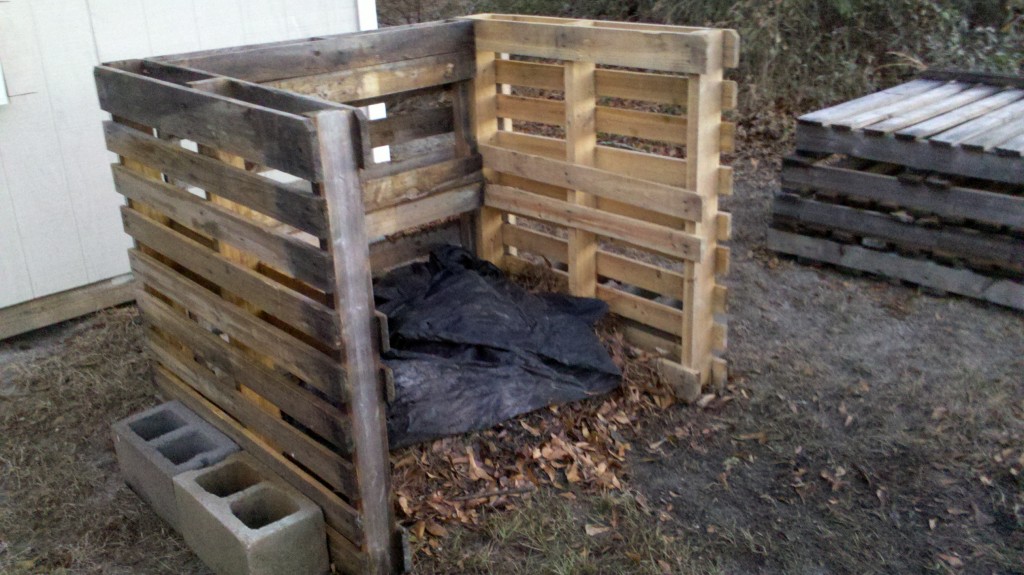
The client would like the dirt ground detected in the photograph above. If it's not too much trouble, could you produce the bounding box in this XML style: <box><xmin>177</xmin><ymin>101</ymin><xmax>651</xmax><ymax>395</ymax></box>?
<box><xmin>1</xmin><ymin>159</ymin><xmax>1021</xmax><ymax>575</ymax></box>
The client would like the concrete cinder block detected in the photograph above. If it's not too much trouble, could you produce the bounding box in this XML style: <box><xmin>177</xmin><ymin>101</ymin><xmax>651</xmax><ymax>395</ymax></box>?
<box><xmin>174</xmin><ymin>453</ymin><xmax>329</xmax><ymax>575</ymax></box>
<box><xmin>112</xmin><ymin>400</ymin><xmax>239</xmax><ymax>530</ymax></box>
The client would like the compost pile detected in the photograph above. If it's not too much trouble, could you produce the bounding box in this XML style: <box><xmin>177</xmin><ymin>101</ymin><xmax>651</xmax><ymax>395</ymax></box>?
<box><xmin>377</xmin><ymin>249</ymin><xmax>701</xmax><ymax>550</ymax></box>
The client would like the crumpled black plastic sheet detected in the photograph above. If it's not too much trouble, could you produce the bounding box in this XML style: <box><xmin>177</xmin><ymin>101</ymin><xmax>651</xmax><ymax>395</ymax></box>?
<box><xmin>376</xmin><ymin>246</ymin><xmax>622</xmax><ymax>449</ymax></box>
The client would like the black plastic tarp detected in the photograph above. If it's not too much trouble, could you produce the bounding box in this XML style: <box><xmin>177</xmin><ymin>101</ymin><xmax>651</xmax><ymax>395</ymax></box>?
<box><xmin>376</xmin><ymin>246</ymin><xmax>622</xmax><ymax>449</ymax></box>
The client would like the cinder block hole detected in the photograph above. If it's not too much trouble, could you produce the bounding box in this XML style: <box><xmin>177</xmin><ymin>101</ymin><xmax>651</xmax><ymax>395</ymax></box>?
<box><xmin>129</xmin><ymin>409</ymin><xmax>186</xmax><ymax>441</ymax></box>
<box><xmin>157</xmin><ymin>430</ymin><xmax>217</xmax><ymax>465</ymax></box>
<box><xmin>230</xmin><ymin>487</ymin><xmax>299</xmax><ymax>530</ymax></box>
<box><xmin>196</xmin><ymin>460</ymin><xmax>263</xmax><ymax>497</ymax></box>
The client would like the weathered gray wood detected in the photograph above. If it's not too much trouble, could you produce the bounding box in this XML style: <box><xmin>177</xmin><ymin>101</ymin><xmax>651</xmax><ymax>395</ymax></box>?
<box><xmin>313</xmin><ymin>109</ymin><xmax>398</xmax><ymax>575</ymax></box>
<box><xmin>0</xmin><ymin>274</ymin><xmax>134</xmax><ymax>341</ymax></box>
<box><xmin>105</xmin><ymin>121</ymin><xmax>327</xmax><ymax>237</ymax></box>
<box><xmin>796</xmin><ymin>123</ymin><xmax>1024</xmax><ymax>184</ymax></box>
<box><xmin>767</xmin><ymin>229</ymin><xmax>1024</xmax><ymax>310</ymax></box>
<box><xmin>863</xmin><ymin>85</ymin><xmax>999</xmax><ymax>135</ymax></box>
<box><xmin>773</xmin><ymin>194</ymin><xmax>1024</xmax><ymax>273</ymax></box>
<box><xmin>832</xmin><ymin>82</ymin><xmax>967</xmax><ymax>131</ymax></box>
<box><xmin>129</xmin><ymin>248</ymin><xmax>346</xmax><ymax>398</ymax></box>
<box><xmin>147</xmin><ymin>334</ymin><xmax>357</xmax><ymax>496</ymax></box>
<box><xmin>781</xmin><ymin>158</ymin><xmax>1024</xmax><ymax>231</ymax></box>
<box><xmin>362</xmin><ymin>155</ymin><xmax>482</xmax><ymax>212</ymax></box>
<box><xmin>930</xmin><ymin>97</ymin><xmax>1024</xmax><ymax>147</ymax></box>
<box><xmin>155</xmin><ymin>20</ymin><xmax>475</xmax><ymax>84</ymax></box>
<box><xmin>798</xmin><ymin>80</ymin><xmax>942</xmax><ymax>126</ymax></box>
<box><xmin>139</xmin><ymin>292</ymin><xmax>353</xmax><ymax>455</ymax></box>
<box><xmin>270</xmin><ymin>51</ymin><xmax>475</xmax><ymax>104</ymax></box>
<box><xmin>895</xmin><ymin>88</ymin><xmax>1024</xmax><ymax>140</ymax></box>
<box><xmin>960</xmin><ymin>115</ymin><xmax>1024</xmax><ymax>152</ymax></box>
<box><xmin>996</xmin><ymin>132</ymin><xmax>1024</xmax><ymax>157</ymax></box>
<box><xmin>95</xmin><ymin>66</ymin><xmax>322</xmax><ymax>180</ymax></box>
<box><xmin>368</xmin><ymin>220</ymin><xmax>464</xmax><ymax>276</ymax></box>
<box><xmin>121</xmin><ymin>207</ymin><xmax>341</xmax><ymax>345</ymax></box>
<box><xmin>367</xmin><ymin>106</ymin><xmax>454</xmax><ymax>148</ymax></box>
<box><xmin>112</xmin><ymin>166</ymin><xmax>333</xmax><ymax>291</ymax></box>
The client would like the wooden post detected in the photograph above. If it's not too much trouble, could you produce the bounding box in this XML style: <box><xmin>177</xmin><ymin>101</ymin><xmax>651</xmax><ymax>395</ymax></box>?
<box><xmin>312</xmin><ymin>109</ymin><xmax>397</xmax><ymax>575</ymax></box>
<box><xmin>564</xmin><ymin>58</ymin><xmax>598</xmax><ymax>297</ymax></box>
<box><xmin>471</xmin><ymin>49</ymin><xmax>504</xmax><ymax>265</ymax></box>
<box><xmin>680</xmin><ymin>31</ymin><xmax>726</xmax><ymax>389</ymax></box>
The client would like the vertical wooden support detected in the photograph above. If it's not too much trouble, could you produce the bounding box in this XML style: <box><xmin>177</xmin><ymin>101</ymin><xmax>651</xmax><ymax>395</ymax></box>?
<box><xmin>564</xmin><ymin>59</ymin><xmax>599</xmax><ymax>297</ymax></box>
<box><xmin>451</xmin><ymin>80</ymin><xmax>478</xmax><ymax>252</ymax></box>
<box><xmin>472</xmin><ymin>50</ymin><xmax>504</xmax><ymax>265</ymax></box>
<box><xmin>313</xmin><ymin>109</ymin><xmax>397</xmax><ymax>575</ymax></box>
<box><xmin>680</xmin><ymin>31</ymin><xmax>726</xmax><ymax>389</ymax></box>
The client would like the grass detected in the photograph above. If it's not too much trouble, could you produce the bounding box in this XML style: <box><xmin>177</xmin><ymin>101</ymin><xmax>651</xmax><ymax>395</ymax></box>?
<box><xmin>418</xmin><ymin>491</ymin><xmax>702</xmax><ymax>575</ymax></box>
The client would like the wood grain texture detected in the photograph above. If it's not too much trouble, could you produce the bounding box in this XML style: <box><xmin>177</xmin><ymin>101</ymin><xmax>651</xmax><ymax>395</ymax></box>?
<box><xmin>0</xmin><ymin>274</ymin><xmax>134</xmax><ymax>341</ymax></box>
<box><xmin>313</xmin><ymin>109</ymin><xmax>399</xmax><ymax>575</ymax></box>
<box><xmin>95</xmin><ymin>66</ymin><xmax>322</xmax><ymax>180</ymax></box>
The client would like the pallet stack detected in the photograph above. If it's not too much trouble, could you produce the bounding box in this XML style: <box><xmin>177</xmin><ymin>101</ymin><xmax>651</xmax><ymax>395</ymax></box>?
<box><xmin>770</xmin><ymin>71</ymin><xmax>1024</xmax><ymax>310</ymax></box>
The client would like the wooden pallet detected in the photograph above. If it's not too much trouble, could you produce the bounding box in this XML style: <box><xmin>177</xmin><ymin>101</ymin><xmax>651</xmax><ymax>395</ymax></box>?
<box><xmin>797</xmin><ymin>71</ymin><xmax>1024</xmax><ymax>185</ymax></box>
<box><xmin>94</xmin><ymin>16</ymin><xmax>740</xmax><ymax>574</ymax></box>
<box><xmin>774</xmin><ymin>150</ymin><xmax>1024</xmax><ymax>310</ymax></box>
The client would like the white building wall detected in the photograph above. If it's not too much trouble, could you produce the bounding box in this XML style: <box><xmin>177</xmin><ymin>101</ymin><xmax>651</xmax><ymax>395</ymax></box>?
<box><xmin>0</xmin><ymin>0</ymin><xmax>372</xmax><ymax>309</ymax></box>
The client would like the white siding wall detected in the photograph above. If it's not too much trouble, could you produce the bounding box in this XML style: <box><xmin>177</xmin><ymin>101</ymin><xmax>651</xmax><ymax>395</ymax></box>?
<box><xmin>0</xmin><ymin>0</ymin><xmax>371</xmax><ymax>309</ymax></box>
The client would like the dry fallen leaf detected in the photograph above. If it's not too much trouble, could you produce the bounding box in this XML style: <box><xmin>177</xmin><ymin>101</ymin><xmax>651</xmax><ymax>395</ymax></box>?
<box><xmin>937</xmin><ymin>553</ymin><xmax>963</xmax><ymax>568</ymax></box>
<box><xmin>425</xmin><ymin>521</ymin><xmax>448</xmax><ymax>538</ymax></box>
<box><xmin>585</xmin><ymin>524</ymin><xmax>611</xmax><ymax>536</ymax></box>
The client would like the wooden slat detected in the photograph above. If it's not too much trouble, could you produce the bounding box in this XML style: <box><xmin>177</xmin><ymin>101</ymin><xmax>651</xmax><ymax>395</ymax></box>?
<box><xmin>795</xmin><ymin>124</ymin><xmax>1024</xmax><ymax>185</ymax></box>
<box><xmin>362</xmin><ymin>155</ymin><xmax>483</xmax><ymax>212</ymax></box>
<box><xmin>158</xmin><ymin>20</ymin><xmax>475</xmax><ymax>84</ymax></box>
<box><xmin>493</xmin><ymin>131</ymin><xmax>691</xmax><ymax>188</ymax></box>
<box><xmin>960</xmin><ymin>116</ymin><xmax>1024</xmax><ymax>152</ymax></box>
<box><xmin>104</xmin><ymin>121</ymin><xmax>327</xmax><ymax>237</ymax></box>
<box><xmin>929</xmin><ymin>97</ymin><xmax>1024</xmax><ymax>148</ymax></box>
<box><xmin>831</xmin><ymin>82</ymin><xmax>969</xmax><ymax>131</ymax></box>
<box><xmin>314</xmin><ymin>110</ymin><xmax>399</xmax><ymax>575</ymax></box>
<box><xmin>496</xmin><ymin>94</ymin><xmax>691</xmax><ymax>145</ymax></box>
<box><xmin>782</xmin><ymin>157</ymin><xmax>1024</xmax><ymax>231</ymax></box>
<box><xmin>473</xmin><ymin>18</ymin><xmax>711</xmax><ymax>74</ymax></box>
<box><xmin>494</xmin><ymin>59</ymin><xmax>689</xmax><ymax>106</ymax></box>
<box><xmin>564</xmin><ymin>57</ymin><xmax>599</xmax><ymax>298</ymax></box>
<box><xmin>798</xmin><ymin>80</ymin><xmax>943</xmax><ymax>127</ymax></box>
<box><xmin>367</xmin><ymin>105</ymin><xmax>454</xmax><ymax>148</ymax></box>
<box><xmin>151</xmin><ymin>367</ymin><xmax>363</xmax><ymax>543</ymax></box>
<box><xmin>147</xmin><ymin>332</ymin><xmax>358</xmax><ymax>500</ymax></box>
<box><xmin>122</xmin><ymin>208</ymin><xmax>340</xmax><ymax>346</ymax></box>
<box><xmin>0</xmin><ymin>274</ymin><xmax>134</xmax><ymax>341</ymax></box>
<box><xmin>130</xmin><ymin>249</ymin><xmax>346</xmax><ymax>398</ymax></box>
<box><xmin>895</xmin><ymin>88</ymin><xmax>1024</xmax><ymax>140</ymax></box>
<box><xmin>369</xmin><ymin>220</ymin><xmax>464</xmax><ymax>276</ymax></box>
<box><xmin>486</xmin><ymin>184</ymin><xmax>703</xmax><ymax>261</ymax></box>
<box><xmin>768</xmin><ymin>229</ymin><xmax>1024</xmax><ymax>311</ymax></box>
<box><xmin>113</xmin><ymin>167</ymin><xmax>333</xmax><ymax>292</ymax></box>
<box><xmin>773</xmin><ymin>194</ymin><xmax>1024</xmax><ymax>272</ymax></box>
<box><xmin>95</xmin><ymin>66</ymin><xmax>321</xmax><ymax>180</ymax></box>
<box><xmin>996</xmin><ymin>132</ymin><xmax>1024</xmax><ymax>157</ymax></box>
<box><xmin>270</xmin><ymin>51</ymin><xmax>475</xmax><ymax>104</ymax></box>
<box><xmin>863</xmin><ymin>85</ymin><xmax>1000</xmax><ymax>136</ymax></box>
<box><xmin>481</xmin><ymin>144</ymin><xmax>701</xmax><ymax>221</ymax></box>
<box><xmin>597</xmin><ymin>284</ymin><xmax>683</xmax><ymax>336</ymax></box>
<box><xmin>137</xmin><ymin>292</ymin><xmax>350</xmax><ymax>450</ymax></box>
<box><xmin>328</xmin><ymin>528</ymin><xmax>368</xmax><ymax>575</ymax></box>
<box><xmin>366</xmin><ymin>184</ymin><xmax>483</xmax><ymax>239</ymax></box>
